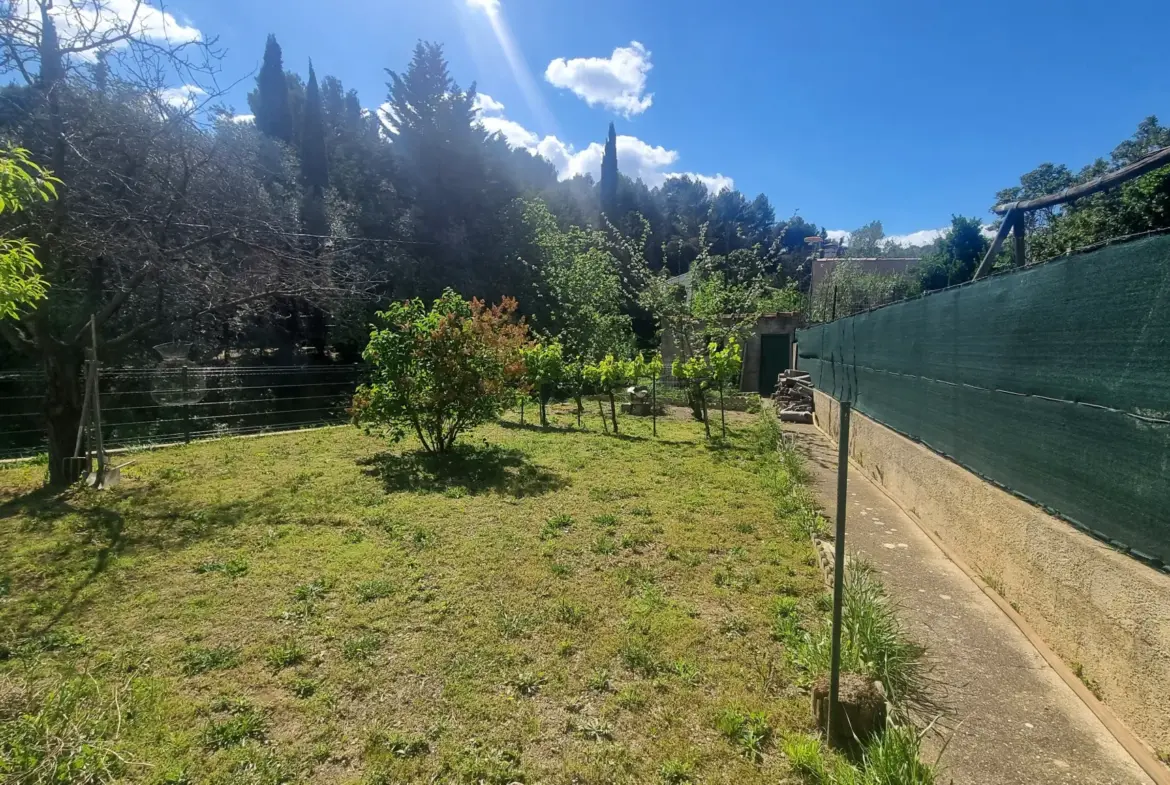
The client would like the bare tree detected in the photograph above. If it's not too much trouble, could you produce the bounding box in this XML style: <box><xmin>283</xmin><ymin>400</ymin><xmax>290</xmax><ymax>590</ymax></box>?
<box><xmin>0</xmin><ymin>1</ymin><xmax>366</xmax><ymax>484</ymax></box>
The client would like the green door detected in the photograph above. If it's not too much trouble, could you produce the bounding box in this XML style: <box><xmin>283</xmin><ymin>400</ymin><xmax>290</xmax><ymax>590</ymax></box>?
<box><xmin>758</xmin><ymin>334</ymin><xmax>790</xmax><ymax>397</ymax></box>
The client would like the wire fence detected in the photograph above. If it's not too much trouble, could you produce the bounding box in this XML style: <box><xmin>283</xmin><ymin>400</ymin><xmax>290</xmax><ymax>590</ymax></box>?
<box><xmin>0</xmin><ymin>364</ymin><xmax>363</xmax><ymax>461</ymax></box>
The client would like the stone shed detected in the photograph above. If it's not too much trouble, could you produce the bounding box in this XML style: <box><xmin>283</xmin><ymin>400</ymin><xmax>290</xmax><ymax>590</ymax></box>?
<box><xmin>661</xmin><ymin>312</ymin><xmax>803</xmax><ymax>397</ymax></box>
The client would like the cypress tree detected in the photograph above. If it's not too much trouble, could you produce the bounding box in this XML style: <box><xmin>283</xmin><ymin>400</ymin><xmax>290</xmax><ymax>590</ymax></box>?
<box><xmin>252</xmin><ymin>35</ymin><xmax>293</xmax><ymax>142</ymax></box>
<box><xmin>300</xmin><ymin>62</ymin><xmax>328</xmax><ymax>195</ymax></box>
<box><xmin>600</xmin><ymin>122</ymin><xmax>618</xmax><ymax>220</ymax></box>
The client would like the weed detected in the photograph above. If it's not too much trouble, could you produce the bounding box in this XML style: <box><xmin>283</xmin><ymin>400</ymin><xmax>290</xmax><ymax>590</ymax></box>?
<box><xmin>735</xmin><ymin>521</ymin><xmax>756</xmax><ymax>534</ymax></box>
<box><xmin>630</xmin><ymin>505</ymin><xmax>653</xmax><ymax>517</ymax></box>
<box><xmin>715</xmin><ymin>708</ymin><xmax>771</xmax><ymax>762</ymax></box>
<box><xmin>194</xmin><ymin>557</ymin><xmax>249</xmax><ymax>578</ymax></box>
<box><xmin>719</xmin><ymin>616</ymin><xmax>750</xmax><ymax>636</ymax></box>
<box><xmin>264</xmin><ymin>639</ymin><xmax>307</xmax><ymax>671</ymax></box>
<box><xmin>861</xmin><ymin>724</ymin><xmax>937</xmax><ymax>784</ymax></box>
<box><xmin>669</xmin><ymin>658</ymin><xmax>701</xmax><ymax>685</ymax></box>
<box><xmin>343</xmin><ymin>528</ymin><xmax>365</xmax><ymax>544</ymax></box>
<box><xmin>540</xmin><ymin>513</ymin><xmax>575</xmax><ymax>539</ymax></box>
<box><xmin>496</xmin><ymin>611</ymin><xmax>535</xmax><ymax>640</ymax></box>
<box><xmin>573</xmin><ymin>716</ymin><xmax>615</xmax><ymax>741</ymax></box>
<box><xmin>202</xmin><ymin>707</ymin><xmax>267</xmax><ymax>749</ymax></box>
<box><xmin>411</xmin><ymin>526</ymin><xmax>436</xmax><ymax>550</ymax></box>
<box><xmin>556</xmin><ymin>639</ymin><xmax>577</xmax><ymax>657</ymax></box>
<box><xmin>292</xmin><ymin>576</ymin><xmax>333</xmax><ymax>602</ymax></box>
<box><xmin>666</xmin><ymin>547</ymin><xmax>704</xmax><ymax>567</ymax></box>
<box><xmin>549</xmin><ymin>562</ymin><xmax>573</xmax><ymax>578</ymax></box>
<box><xmin>620</xmin><ymin>530</ymin><xmax>654</xmax><ymax>551</ymax></box>
<box><xmin>453</xmin><ymin>741</ymin><xmax>525</xmax><ymax>785</ymax></box>
<box><xmin>288</xmin><ymin>677</ymin><xmax>318</xmax><ymax>698</ymax></box>
<box><xmin>0</xmin><ymin>675</ymin><xmax>138</xmax><ymax>782</ymax></box>
<box><xmin>367</xmin><ymin>729</ymin><xmax>430</xmax><ymax>758</ymax></box>
<box><xmin>713</xmin><ymin>564</ymin><xmax>759</xmax><ymax>592</ymax></box>
<box><xmin>178</xmin><ymin>644</ymin><xmax>241</xmax><ymax>676</ymax></box>
<box><xmin>815</xmin><ymin>593</ymin><xmax>833</xmax><ymax>613</ymax></box>
<box><xmin>631</xmin><ymin>583</ymin><xmax>668</xmax><ymax>614</ymax></box>
<box><xmin>771</xmin><ymin>595</ymin><xmax>800</xmax><ymax>618</ymax></box>
<box><xmin>1072</xmin><ymin>662</ymin><xmax>1104</xmax><ymax>700</ymax></box>
<box><xmin>592</xmin><ymin>534</ymin><xmax>617</xmax><ymax>555</ymax></box>
<box><xmin>620</xmin><ymin>639</ymin><xmax>660</xmax><ymax>677</ymax></box>
<box><xmin>614</xmin><ymin>564</ymin><xmax>656</xmax><ymax>594</ymax></box>
<box><xmin>586</xmin><ymin>668</ymin><xmax>611</xmax><ymax>692</ymax></box>
<box><xmin>354</xmin><ymin>579</ymin><xmax>395</xmax><ymax>603</ymax></box>
<box><xmin>551</xmin><ymin>598</ymin><xmax>587</xmax><ymax>626</ymax></box>
<box><xmin>507</xmin><ymin>670</ymin><xmax>546</xmax><ymax>697</ymax></box>
<box><xmin>592</xmin><ymin>513</ymin><xmax>619</xmax><ymax>528</ymax></box>
<box><xmin>342</xmin><ymin>633</ymin><xmax>382</xmax><ymax>661</ymax></box>
<box><xmin>783</xmin><ymin>733</ymin><xmax>829</xmax><ymax>781</ymax></box>
<box><xmin>659</xmin><ymin>758</ymin><xmax>695</xmax><ymax>783</ymax></box>
<box><xmin>615</xmin><ymin>685</ymin><xmax>647</xmax><ymax>711</ymax></box>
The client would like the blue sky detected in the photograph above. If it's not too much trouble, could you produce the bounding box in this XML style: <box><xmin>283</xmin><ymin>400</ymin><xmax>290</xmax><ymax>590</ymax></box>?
<box><xmin>173</xmin><ymin>0</ymin><xmax>1169</xmax><ymax>243</ymax></box>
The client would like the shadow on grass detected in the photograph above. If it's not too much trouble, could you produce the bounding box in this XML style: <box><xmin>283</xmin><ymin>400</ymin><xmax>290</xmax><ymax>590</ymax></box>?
<box><xmin>0</xmin><ymin>486</ymin><xmax>267</xmax><ymax>640</ymax></box>
<box><xmin>359</xmin><ymin>443</ymin><xmax>567</xmax><ymax>497</ymax></box>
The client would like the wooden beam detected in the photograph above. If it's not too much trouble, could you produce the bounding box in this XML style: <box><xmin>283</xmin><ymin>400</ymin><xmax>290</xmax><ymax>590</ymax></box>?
<box><xmin>993</xmin><ymin>145</ymin><xmax>1170</xmax><ymax>215</ymax></box>
<box><xmin>973</xmin><ymin>209</ymin><xmax>1017</xmax><ymax>280</ymax></box>
<box><xmin>1013</xmin><ymin>216</ymin><xmax>1026</xmax><ymax>267</ymax></box>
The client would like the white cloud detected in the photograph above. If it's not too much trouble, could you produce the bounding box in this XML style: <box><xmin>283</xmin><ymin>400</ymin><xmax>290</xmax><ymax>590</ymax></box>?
<box><xmin>466</xmin><ymin>0</ymin><xmax>501</xmax><ymax>16</ymax></box>
<box><xmin>666</xmin><ymin>172</ymin><xmax>734</xmax><ymax>195</ymax></box>
<box><xmin>31</xmin><ymin>0</ymin><xmax>201</xmax><ymax>56</ymax></box>
<box><xmin>474</xmin><ymin>92</ymin><xmax>538</xmax><ymax>148</ymax></box>
<box><xmin>229</xmin><ymin>113</ymin><xmax>254</xmax><ymax>124</ymax></box>
<box><xmin>471</xmin><ymin>92</ymin><xmax>730</xmax><ymax>192</ymax></box>
<box><xmin>159</xmin><ymin>83</ymin><xmax>205</xmax><ymax>110</ymax></box>
<box><xmin>884</xmin><ymin>227</ymin><xmax>947</xmax><ymax>248</ymax></box>
<box><xmin>825</xmin><ymin>224</ymin><xmax>998</xmax><ymax>249</ymax></box>
<box><xmin>473</xmin><ymin>92</ymin><xmax>506</xmax><ymax>116</ymax></box>
<box><xmin>545</xmin><ymin>41</ymin><xmax>653</xmax><ymax>117</ymax></box>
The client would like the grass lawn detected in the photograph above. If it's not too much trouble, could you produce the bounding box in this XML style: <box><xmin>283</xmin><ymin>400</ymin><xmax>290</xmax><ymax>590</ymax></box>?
<box><xmin>0</xmin><ymin>404</ymin><xmax>828</xmax><ymax>784</ymax></box>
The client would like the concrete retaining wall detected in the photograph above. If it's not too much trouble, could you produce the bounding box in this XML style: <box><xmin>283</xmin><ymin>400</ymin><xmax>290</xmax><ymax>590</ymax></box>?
<box><xmin>812</xmin><ymin>389</ymin><xmax>1170</xmax><ymax>752</ymax></box>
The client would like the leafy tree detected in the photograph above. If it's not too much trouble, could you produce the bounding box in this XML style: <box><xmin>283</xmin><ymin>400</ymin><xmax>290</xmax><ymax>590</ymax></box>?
<box><xmin>0</xmin><ymin>146</ymin><xmax>58</xmax><ymax>319</ymax></box>
<box><xmin>300</xmin><ymin>62</ymin><xmax>329</xmax><ymax>197</ymax></box>
<box><xmin>353</xmin><ymin>290</ymin><xmax>530</xmax><ymax>453</ymax></box>
<box><xmin>251</xmin><ymin>34</ymin><xmax>293</xmax><ymax>143</ymax></box>
<box><xmin>600</xmin><ymin>122</ymin><xmax>618</xmax><ymax>220</ymax></box>
<box><xmin>916</xmin><ymin>215</ymin><xmax>989</xmax><ymax>291</ymax></box>
<box><xmin>845</xmin><ymin>220</ymin><xmax>885</xmax><ymax>257</ymax></box>
<box><xmin>521</xmin><ymin>340</ymin><xmax>565</xmax><ymax>427</ymax></box>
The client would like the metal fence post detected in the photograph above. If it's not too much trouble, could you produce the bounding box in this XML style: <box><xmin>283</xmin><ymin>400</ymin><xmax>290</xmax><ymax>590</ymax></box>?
<box><xmin>828</xmin><ymin>401</ymin><xmax>851</xmax><ymax>746</ymax></box>
<box><xmin>181</xmin><ymin>365</ymin><xmax>191</xmax><ymax>444</ymax></box>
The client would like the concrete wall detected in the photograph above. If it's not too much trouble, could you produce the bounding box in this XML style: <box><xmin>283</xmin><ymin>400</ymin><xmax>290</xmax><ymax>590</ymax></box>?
<box><xmin>812</xmin><ymin>389</ymin><xmax>1170</xmax><ymax>751</ymax></box>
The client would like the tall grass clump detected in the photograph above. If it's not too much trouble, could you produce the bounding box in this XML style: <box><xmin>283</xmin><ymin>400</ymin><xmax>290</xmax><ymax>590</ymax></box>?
<box><xmin>776</xmin><ymin>565</ymin><xmax>924</xmax><ymax>709</ymax></box>
<box><xmin>782</xmin><ymin>726</ymin><xmax>938</xmax><ymax>784</ymax></box>
<box><xmin>750</xmin><ymin>407</ymin><xmax>825</xmax><ymax>538</ymax></box>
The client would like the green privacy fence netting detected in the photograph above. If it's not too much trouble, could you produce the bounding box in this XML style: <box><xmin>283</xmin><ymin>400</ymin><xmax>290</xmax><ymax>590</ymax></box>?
<box><xmin>797</xmin><ymin>233</ymin><xmax>1170</xmax><ymax>569</ymax></box>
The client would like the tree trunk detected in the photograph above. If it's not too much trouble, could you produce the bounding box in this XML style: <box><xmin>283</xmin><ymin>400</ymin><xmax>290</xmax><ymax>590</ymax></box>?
<box><xmin>598</xmin><ymin>399</ymin><xmax>608</xmax><ymax>433</ymax></box>
<box><xmin>719</xmin><ymin>387</ymin><xmax>726</xmax><ymax>439</ymax></box>
<box><xmin>44</xmin><ymin>348</ymin><xmax>85</xmax><ymax>487</ymax></box>
<box><xmin>686</xmin><ymin>384</ymin><xmax>705</xmax><ymax>422</ymax></box>
<box><xmin>608</xmin><ymin>391</ymin><xmax>618</xmax><ymax>434</ymax></box>
<box><xmin>539</xmin><ymin>385</ymin><xmax>549</xmax><ymax>427</ymax></box>
<box><xmin>701</xmin><ymin>389</ymin><xmax>711</xmax><ymax>440</ymax></box>
<box><xmin>651</xmin><ymin>378</ymin><xmax>657</xmax><ymax>437</ymax></box>
<box><xmin>575</xmin><ymin>394</ymin><xmax>583</xmax><ymax>428</ymax></box>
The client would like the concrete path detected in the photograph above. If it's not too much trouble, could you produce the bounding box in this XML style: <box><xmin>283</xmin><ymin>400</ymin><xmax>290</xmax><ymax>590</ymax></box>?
<box><xmin>784</xmin><ymin>422</ymin><xmax>1153</xmax><ymax>785</ymax></box>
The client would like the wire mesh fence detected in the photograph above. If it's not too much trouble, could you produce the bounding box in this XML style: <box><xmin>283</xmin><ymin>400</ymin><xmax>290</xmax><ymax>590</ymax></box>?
<box><xmin>0</xmin><ymin>364</ymin><xmax>363</xmax><ymax>461</ymax></box>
